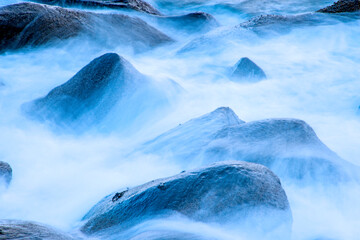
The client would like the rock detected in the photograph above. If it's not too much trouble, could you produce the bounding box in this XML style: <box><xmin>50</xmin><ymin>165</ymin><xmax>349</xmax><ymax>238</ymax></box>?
<box><xmin>32</xmin><ymin>0</ymin><xmax>161</xmax><ymax>15</ymax></box>
<box><xmin>230</xmin><ymin>57</ymin><xmax>266</xmax><ymax>82</ymax></box>
<box><xmin>317</xmin><ymin>0</ymin><xmax>360</xmax><ymax>13</ymax></box>
<box><xmin>80</xmin><ymin>161</ymin><xmax>292</xmax><ymax>239</ymax></box>
<box><xmin>0</xmin><ymin>3</ymin><xmax>173</xmax><ymax>53</ymax></box>
<box><xmin>156</xmin><ymin>12</ymin><xmax>219</xmax><ymax>34</ymax></box>
<box><xmin>0</xmin><ymin>161</ymin><xmax>12</xmax><ymax>186</ymax></box>
<box><xmin>237</xmin><ymin>13</ymin><xmax>329</xmax><ymax>35</ymax></box>
<box><xmin>22</xmin><ymin>53</ymin><xmax>179</xmax><ymax>132</ymax></box>
<box><xmin>144</xmin><ymin>107</ymin><xmax>243</xmax><ymax>160</ymax></box>
<box><xmin>142</xmin><ymin>107</ymin><xmax>360</xmax><ymax>184</ymax></box>
<box><xmin>0</xmin><ymin>219</ymin><xmax>74</xmax><ymax>240</ymax></box>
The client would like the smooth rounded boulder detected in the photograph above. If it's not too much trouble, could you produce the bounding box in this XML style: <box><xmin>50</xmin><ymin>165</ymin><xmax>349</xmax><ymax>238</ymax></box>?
<box><xmin>22</xmin><ymin>52</ymin><xmax>180</xmax><ymax>132</ymax></box>
<box><xmin>156</xmin><ymin>12</ymin><xmax>219</xmax><ymax>34</ymax></box>
<box><xmin>142</xmin><ymin>107</ymin><xmax>360</xmax><ymax>184</ymax></box>
<box><xmin>80</xmin><ymin>161</ymin><xmax>292</xmax><ymax>239</ymax></box>
<box><xmin>0</xmin><ymin>161</ymin><xmax>12</xmax><ymax>187</ymax></box>
<box><xmin>0</xmin><ymin>220</ymin><xmax>74</xmax><ymax>240</ymax></box>
<box><xmin>32</xmin><ymin>0</ymin><xmax>161</xmax><ymax>15</ymax></box>
<box><xmin>0</xmin><ymin>3</ymin><xmax>172</xmax><ymax>53</ymax></box>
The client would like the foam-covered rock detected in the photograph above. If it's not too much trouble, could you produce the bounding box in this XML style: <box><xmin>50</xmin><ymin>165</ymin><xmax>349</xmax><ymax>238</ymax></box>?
<box><xmin>33</xmin><ymin>0</ymin><xmax>161</xmax><ymax>15</ymax></box>
<box><xmin>0</xmin><ymin>161</ymin><xmax>12</xmax><ymax>187</ymax></box>
<box><xmin>0</xmin><ymin>3</ymin><xmax>172</xmax><ymax>53</ymax></box>
<box><xmin>143</xmin><ymin>107</ymin><xmax>360</xmax><ymax>183</ymax></box>
<box><xmin>0</xmin><ymin>220</ymin><xmax>74</xmax><ymax>239</ymax></box>
<box><xmin>22</xmin><ymin>53</ymin><xmax>179</xmax><ymax>132</ymax></box>
<box><xmin>317</xmin><ymin>0</ymin><xmax>360</xmax><ymax>13</ymax></box>
<box><xmin>230</xmin><ymin>57</ymin><xmax>266</xmax><ymax>82</ymax></box>
<box><xmin>80</xmin><ymin>161</ymin><xmax>292</xmax><ymax>239</ymax></box>
<box><xmin>156</xmin><ymin>12</ymin><xmax>219</xmax><ymax>34</ymax></box>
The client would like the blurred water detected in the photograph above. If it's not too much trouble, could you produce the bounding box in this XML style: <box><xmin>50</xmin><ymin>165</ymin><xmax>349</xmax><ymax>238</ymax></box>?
<box><xmin>0</xmin><ymin>0</ymin><xmax>360</xmax><ymax>239</ymax></box>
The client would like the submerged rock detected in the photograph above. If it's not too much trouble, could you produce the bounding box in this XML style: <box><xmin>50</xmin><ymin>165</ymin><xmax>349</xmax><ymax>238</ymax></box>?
<box><xmin>0</xmin><ymin>220</ymin><xmax>74</xmax><ymax>240</ymax></box>
<box><xmin>156</xmin><ymin>12</ymin><xmax>219</xmax><ymax>34</ymax></box>
<box><xmin>317</xmin><ymin>0</ymin><xmax>360</xmax><ymax>13</ymax></box>
<box><xmin>33</xmin><ymin>0</ymin><xmax>161</xmax><ymax>15</ymax></box>
<box><xmin>22</xmin><ymin>53</ymin><xmax>179</xmax><ymax>132</ymax></box>
<box><xmin>0</xmin><ymin>3</ymin><xmax>172</xmax><ymax>53</ymax></box>
<box><xmin>0</xmin><ymin>161</ymin><xmax>12</xmax><ymax>187</ymax></box>
<box><xmin>80</xmin><ymin>161</ymin><xmax>292</xmax><ymax>238</ymax></box>
<box><xmin>230</xmin><ymin>57</ymin><xmax>266</xmax><ymax>82</ymax></box>
<box><xmin>143</xmin><ymin>107</ymin><xmax>360</xmax><ymax>184</ymax></box>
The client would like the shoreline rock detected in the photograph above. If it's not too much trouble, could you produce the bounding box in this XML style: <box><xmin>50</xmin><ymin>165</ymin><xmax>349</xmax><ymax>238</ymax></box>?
<box><xmin>230</xmin><ymin>57</ymin><xmax>267</xmax><ymax>82</ymax></box>
<box><xmin>0</xmin><ymin>161</ymin><xmax>12</xmax><ymax>187</ymax></box>
<box><xmin>0</xmin><ymin>3</ymin><xmax>173</xmax><ymax>54</ymax></box>
<box><xmin>32</xmin><ymin>0</ymin><xmax>162</xmax><ymax>15</ymax></box>
<box><xmin>80</xmin><ymin>161</ymin><xmax>292</xmax><ymax>238</ymax></box>
<box><xmin>142</xmin><ymin>107</ymin><xmax>360</xmax><ymax>184</ymax></box>
<box><xmin>0</xmin><ymin>219</ymin><xmax>74</xmax><ymax>240</ymax></box>
<box><xmin>317</xmin><ymin>0</ymin><xmax>360</xmax><ymax>13</ymax></box>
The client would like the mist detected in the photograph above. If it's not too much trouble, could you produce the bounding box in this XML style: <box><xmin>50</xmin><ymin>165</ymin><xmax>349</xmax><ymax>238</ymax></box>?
<box><xmin>1</xmin><ymin>0</ymin><xmax>360</xmax><ymax>239</ymax></box>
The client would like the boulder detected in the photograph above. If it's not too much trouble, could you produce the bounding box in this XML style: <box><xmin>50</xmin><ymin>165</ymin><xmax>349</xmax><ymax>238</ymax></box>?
<box><xmin>22</xmin><ymin>53</ymin><xmax>179</xmax><ymax>132</ymax></box>
<box><xmin>32</xmin><ymin>0</ymin><xmax>161</xmax><ymax>15</ymax></box>
<box><xmin>156</xmin><ymin>12</ymin><xmax>219</xmax><ymax>34</ymax></box>
<box><xmin>142</xmin><ymin>107</ymin><xmax>360</xmax><ymax>184</ymax></box>
<box><xmin>237</xmin><ymin>13</ymin><xmax>331</xmax><ymax>35</ymax></box>
<box><xmin>317</xmin><ymin>0</ymin><xmax>360</xmax><ymax>13</ymax></box>
<box><xmin>0</xmin><ymin>220</ymin><xmax>74</xmax><ymax>240</ymax></box>
<box><xmin>0</xmin><ymin>161</ymin><xmax>12</xmax><ymax>186</ymax></box>
<box><xmin>230</xmin><ymin>57</ymin><xmax>266</xmax><ymax>82</ymax></box>
<box><xmin>0</xmin><ymin>3</ymin><xmax>172</xmax><ymax>53</ymax></box>
<box><xmin>80</xmin><ymin>161</ymin><xmax>292</xmax><ymax>239</ymax></box>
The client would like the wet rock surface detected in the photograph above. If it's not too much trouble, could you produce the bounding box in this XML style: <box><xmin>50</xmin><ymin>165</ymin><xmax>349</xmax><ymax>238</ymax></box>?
<box><xmin>32</xmin><ymin>0</ymin><xmax>161</xmax><ymax>15</ymax></box>
<box><xmin>0</xmin><ymin>2</ymin><xmax>172</xmax><ymax>53</ymax></box>
<box><xmin>143</xmin><ymin>107</ymin><xmax>359</xmax><ymax>183</ymax></box>
<box><xmin>0</xmin><ymin>161</ymin><xmax>12</xmax><ymax>186</ymax></box>
<box><xmin>156</xmin><ymin>12</ymin><xmax>219</xmax><ymax>34</ymax></box>
<box><xmin>0</xmin><ymin>220</ymin><xmax>74</xmax><ymax>240</ymax></box>
<box><xmin>22</xmin><ymin>53</ymin><xmax>147</xmax><ymax>129</ymax></box>
<box><xmin>81</xmin><ymin>161</ymin><xmax>292</xmax><ymax>236</ymax></box>
<box><xmin>230</xmin><ymin>57</ymin><xmax>267</xmax><ymax>82</ymax></box>
<box><xmin>317</xmin><ymin>0</ymin><xmax>360</xmax><ymax>13</ymax></box>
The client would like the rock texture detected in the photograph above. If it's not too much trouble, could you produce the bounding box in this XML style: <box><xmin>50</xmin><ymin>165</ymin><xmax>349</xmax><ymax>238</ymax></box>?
<box><xmin>0</xmin><ymin>220</ymin><xmax>74</xmax><ymax>240</ymax></box>
<box><xmin>33</xmin><ymin>0</ymin><xmax>161</xmax><ymax>15</ymax></box>
<box><xmin>22</xmin><ymin>53</ymin><xmax>179</xmax><ymax>131</ymax></box>
<box><xmin>0</xmin><ymin>161</ymin><xmax>12</xmax><ymax>186</ymax></box>
<box><xmin>81</xmin><ymin>161</ymin><xmax>292</xmax><ymax>237</ymax></box>
<box><xmin>317</xmin><ymin>0</ymin><xmax>360</xmax><ymax>13</ymax></box>
<box><xmin>142</xmin><ymin>107</ymin><xmax>360</xmax><ymax>183</ymax></box>
<box><xmin>156</xmin><ymin>12</ymin><xmax>219</xmax><ymax>34</ymax></box>
<box><xmin>230</xmin><ymin>57</ymin><xmax>267</xmax><ymax>82</ymax></box>
<box><xmin>22</xmin><ymin>53</ymin><xmax>142</xmax><ymax>129</ymax></box>
<box><xmin>0</xmin><ymin>3</ymin><xmax>172</xmax><ymax>53</ymax></box>
<box><xmin>237</xmin><ymin>13</ymin><xmax>326</xmax><ymax>34</ymax></box>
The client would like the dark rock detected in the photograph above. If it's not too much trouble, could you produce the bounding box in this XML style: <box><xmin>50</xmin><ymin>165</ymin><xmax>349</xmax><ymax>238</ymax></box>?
<box><xmin>22</xmin><ymin>53</ymin><xmax>179</xmax><ymax>132</ymax></box>
<box><xmin>237</xmin><ymin>13</ymin><xmax>330</xmax><ymax>35</ymax></box>
<box><xmin>317</xmin><ymin>0</ymin><xmax>360</xmax><ymax>13</ymax></box>
<box><xmin>156</xmin><ymin>12</ymin><xmax>219</xmax><ymax>34</ymax></box>
<box><xmin>0</xmin><ymin>161</ymin><xmax>12</xmax><ymax>186</ymax></box>
<box><xmin>142</xmin><ymin>107</ymin><xmax>360</xmax><ymax>184</ymax></box>
<box><xmin>22</xmin><ymin>53</ymin><xmax>142</xmax><ymax>129</ymax></box>
<box><xmin>143</xmin><ymin>107</ymin><xmax>244</xmax><ymax>159</ymax></box>
<box><xmin>80</xmin><ymin>161</ymin><xmax>292</xmax><ymax>238</ymax></box>
<box><xmin>33</xmin><ymin>0</ymin><xmax>161</xmax><ymax>15</ymax></box>
<box><xmin>230</xmin><ymin>57</ymin><xmax>266</xmax><ymax>82</ymax></box>
<box><xmin>0</xmin><ymin>3</ymin><xmax>172</xmax><ymax>53</ymax></box>
<box><xmin>112</xmin><ymin>189</ymin><xmax>128</xmax><ymax>202</ymax></box>
<box><xmin>0</xmin><ymin>219</ymin><xmax>74</xmax><ymax>240</ymax></box>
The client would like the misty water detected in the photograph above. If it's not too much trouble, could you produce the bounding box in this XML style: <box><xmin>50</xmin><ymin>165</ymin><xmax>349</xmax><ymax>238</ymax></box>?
<box><xmin>1</xmin><ymin>0</ymin><xmax>360</xmax><ymax>239</ymax></box>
